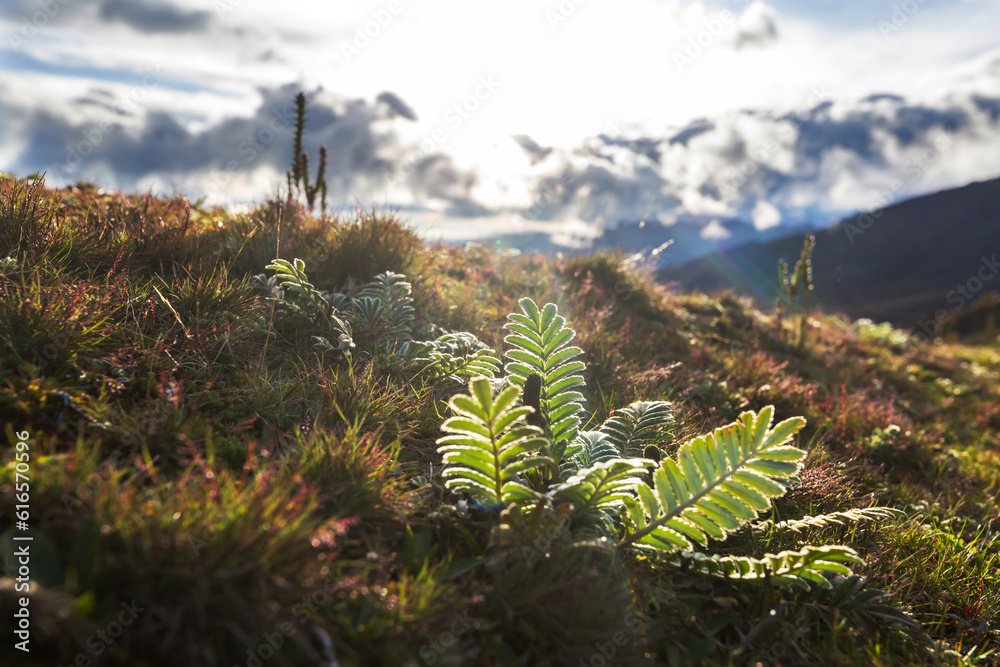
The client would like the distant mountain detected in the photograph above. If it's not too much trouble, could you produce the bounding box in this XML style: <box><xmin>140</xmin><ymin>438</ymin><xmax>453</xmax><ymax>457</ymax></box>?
<box><xmin>592</xmin><ymin>215</ymin><xmax>763</xmax><ymax>268</ymax></box>
<box><xmin>657</xmin><ymin>178</ymin><xmax>1000</xmax><ymax>329</ymax></box>
<box><xmin>455</xmin><ymin>232</ymin><xmax>576</xmax><ymax>255</ymax></box>
<box><xmin>465</xmin><ymin>214</ymin><xmax>805</xmax><ymax>266</ymax></box>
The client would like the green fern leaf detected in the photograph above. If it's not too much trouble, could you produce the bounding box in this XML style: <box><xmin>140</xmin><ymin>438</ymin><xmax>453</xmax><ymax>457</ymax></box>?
<box><xmin>437</xmin><ymin>377</ymin><xmax>554</xmax><ymax>507</ymax></box>
<box><xmin>751</xmin><ymin>507</ymin><xmax>905</xmax><ymax>536</ymax></box>
<box><xmin>357</xmin><ymin>271</ymin><xmax>415</xmax><ymax>340</ymax></box>
<box><xmin>619</xmin><ymin>406</ymin><xmax>806</xmax><ymax>551</ymax></box>
<box><xmin>409</xmin><ymin>332</ymin><xmax>501</xmax><ymax>382</ymax></box>
<box><xmin>672</xmin><ymin>545</ymin><xmax>863</xmax><ymax>590</ymax></box>
<box><xmin>503</xmin><ymin>298</ymin><xmax>586</xmax><ymax>462</ymax></box>
<box><xmin>560</xmin><ymin>431</ymin><xmax>621</xmax><ymax>477</ymax></box>
<box><xmin>599</xmin><ymin>400</ymin><xmax>674</xmax><ymax>456</ymax></box>
<box><xmin>266</xmin><ymin>258</ymin><xmax>327</xmax><ymax>312</ymax></box>
<box><xmin>266</xmin><ymin>258</ymin><xmax>354</xmax><ymax>354</ymax></box>
<box><xmin>549</xmin><ymin>458</ymin><xmax>649</xmax><ymax>513</ymax></box>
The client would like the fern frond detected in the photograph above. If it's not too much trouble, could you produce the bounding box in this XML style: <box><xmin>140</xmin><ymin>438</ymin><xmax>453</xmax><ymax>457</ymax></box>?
<box><xmin>672</xmin><ymin>545</ymin><xmax>862</xmax><ymax>590</ymax></box>
<box><xmin>266</xmin><ymin>258</ymin><xmax>327</xmax><ymax>312</ymax></box>
<box><xmin>618</xmin><ymin>406</ymin><xmax>806</xmax><ymax>551</ymax></box>
<box><xmin>503</xmin><ymin>297</ymin><xmax>586</xmax><ymax>461</ymax></box>
<box><xmin>266</xmin><ymin>258</ymin><xmax>354</xmax><ymax>354</ymax></box>
<box><xmin>549</xmin><ymin>458</ymin><xmax>649</xmax><ymax>514</ymax></box>
<box><xmin>358</xmin><ymin>271</ymin><xmax>415</xmax><ymax>340</ymax></box>
<box><xmin>251</xmin><ymin>272</ymin><xmax>279</xmax><ymax>298</ymax></box>
<box><xmin>599</xmin><ymin>400</ymin><xmax>674</xmax><ymax>456</ymax></box>
<box><xmin>751</xmin><ymin>507</ymin><xmax>905</xmax><ymax>536</ymax></box>
<box><xmin>437</xmin><ymin>377</ymin><xmax>554</xmax><ymax>507</ymax></box>
<box><xmin>560</xmin><ymin>431</ymin><xmax>620</xmax><ymax>477</ymax></box>
<box><xmin>350</xmin><ymin>295</ymin><xmax>387</xmax><ymax>332</ymax></box>
<box><xmin>408</xmin><ymin>332</ymin><xmax>501</xmax><ymax>382</ymax></box>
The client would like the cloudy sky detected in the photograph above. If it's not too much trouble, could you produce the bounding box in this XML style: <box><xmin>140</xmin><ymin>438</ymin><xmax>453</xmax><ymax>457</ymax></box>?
<box><xmin>2</xmin><ymin>0</ymin><xmax>1000</xmax><ymax>243</ymax></box>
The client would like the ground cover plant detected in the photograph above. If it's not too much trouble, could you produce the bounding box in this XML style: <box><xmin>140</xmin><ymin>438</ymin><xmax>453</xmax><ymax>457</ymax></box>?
<box><xmin>1</xmin><ymin>170</ymin><xmax>1000</xmax><ymax>666</ymax></box>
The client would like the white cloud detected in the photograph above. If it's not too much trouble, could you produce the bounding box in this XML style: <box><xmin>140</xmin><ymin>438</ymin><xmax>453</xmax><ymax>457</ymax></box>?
<box><xmin>2</xmin><ymin>0</ymin><xmax>1000</xmax><ymax>240</ymax></box>
<box><xmin>702</xmin><ymin>219</ymin><xmax>732</xmax><ymax>239</ymax></box>
<box><xmin>751</xmin><ymin>199</ymin><xmax>781</xmax><ymax>230</ymax></box>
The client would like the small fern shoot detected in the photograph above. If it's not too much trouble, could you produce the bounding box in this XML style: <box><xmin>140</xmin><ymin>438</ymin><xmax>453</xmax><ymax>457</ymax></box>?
<box><xmin>264</xmin><ymin>258</ymin><xmax>354</xmax><ymax>355</ymax></box>
<box><xmin>407</xmin><ymin>332</ymin><xmax>501</xmax><ymax>382</ymax></box>
<box><xmin>437</xmin><ymin>377</ymin><xmax>554</xmax><ymax>507</ymax></box>
<box><xmin>503</xmin><ymin>297</ymin><xmax>586</xmax><ymax>462</ymax></box>
<box><xmin>357</xmin><ymin>271</ymin><xmax>415</xmax><ymax>342</ymax></box>
<box><xmin>265</xmin><ymin>258</ymin><xmax>328</xmax><ymax>313</ymax></box>
<box><xmin>560</xmin><ymin>430</ymin><xmax>620</xmax><ymax>477</ymax></box>
<box><xmin>599</xmin><ymin>400</ymin><xmax>674</xmax><ymax>457</ymax></box>
<box><xmin>549</xmin><ymin>458</ymin><xmax>650</xmax><ymax>514</ymax></box>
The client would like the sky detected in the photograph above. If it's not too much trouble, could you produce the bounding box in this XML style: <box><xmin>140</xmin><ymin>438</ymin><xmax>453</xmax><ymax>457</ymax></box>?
<box><xmin>2</xmin><ymin>0</ymin><xmax>1000</xmax><ymax>243</ymax></box>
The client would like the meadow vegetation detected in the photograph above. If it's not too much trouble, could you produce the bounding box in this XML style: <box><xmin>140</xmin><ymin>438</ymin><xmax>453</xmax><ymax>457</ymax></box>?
<box><xmin>1</xmin><ymin>171</ymin><xmax>999</xmax><ymax>666</ymax></box>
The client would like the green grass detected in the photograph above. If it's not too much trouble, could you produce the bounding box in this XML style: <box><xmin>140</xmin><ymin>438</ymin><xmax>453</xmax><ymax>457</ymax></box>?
<box><xmin>1</xmin><ymin>176</ymin><xmax>999</xmax><ymax>665</ymax></box>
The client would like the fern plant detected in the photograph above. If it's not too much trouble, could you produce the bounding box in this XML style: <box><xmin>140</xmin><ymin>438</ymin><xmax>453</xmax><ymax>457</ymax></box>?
<box><xmin>356</xmin><ymin>271</ymin><xmax>415</xmax><ymax>343</ymax></box>
<box><xmin>672</xmin><ymin>545</ymin><xmax>862</xmax><ymax>590</ymax></box>
<box><xmin>434</xmin><ymin>298</ymin><xmax>918</xmax><ymax>617</ymax></box>
<box><xmin>436</xmin><ymin>380</ymin><xmax>873</xmax><ymax>590</ymax></box>
<box><xmin>548</xmin><ymin>458</ymin><xmax>649</xmax><ymax>514</ymax></box>
<box><xmin>257</xmin><ymin>262</ymin><xmax>423</xmax><ymax>361</ymax></box>
<box><xmin>503</xmin><ymin>297</ymin><xmax>587</xmax><ymax>463</ymax></box>
<box><xmin>598</xmin><ymin>400</ymin><xmax>674</xmax><ymax>457</ymax></box>
<box><xmin>405</xmin><ymin>332</ymin><xmax>501</xmax><ymax>383</ymax></box>
<box><xmin>749</xmin><ymin>506</ymin><xmax>905</xmax><ymax>536</ymax></box>
<box><xmin>560</xmin><ymin>430</ymin><xmax>620</xmax><ymax>477</ymax></box>
<box><xmin>261</xmin><ymin>258</ymin><xmax>354</xmax><ymax>355</ymax></box>
<box><xmin>437</xmin><ymin>377</ymin><xmax>553</xmax><ymax>507</ymax></box>
<box><xmin>263</xmin><ymin>257</ymin><xmax>327</xmax><ymax>313</ymax></box>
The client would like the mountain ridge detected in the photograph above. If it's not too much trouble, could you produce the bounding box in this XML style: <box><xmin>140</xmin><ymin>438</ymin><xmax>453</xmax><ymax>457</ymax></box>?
<box><xmin>657</xmin><ymin>176</ymin><xmax>1000</xmax><ymax>328</ymax></box>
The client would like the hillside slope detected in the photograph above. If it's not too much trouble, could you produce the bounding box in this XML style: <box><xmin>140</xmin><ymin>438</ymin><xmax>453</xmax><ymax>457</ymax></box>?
<box><xmin>1</xmin><ymin>176</ymin><xmax>999</xmax><ymax>666</ymax></box>
<box><xmin>658</xmin><ymin>178</ymin><xmax>1000</xmax><ymax>329</ymax></box>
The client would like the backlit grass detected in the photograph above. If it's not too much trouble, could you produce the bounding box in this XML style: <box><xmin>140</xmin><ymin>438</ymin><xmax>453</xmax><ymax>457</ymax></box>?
<box><xmin>1</xmin><ymin>177</ymin><xmax>998</xmax><ymax>666</ymax></box>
